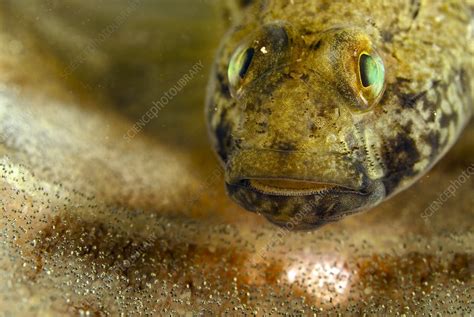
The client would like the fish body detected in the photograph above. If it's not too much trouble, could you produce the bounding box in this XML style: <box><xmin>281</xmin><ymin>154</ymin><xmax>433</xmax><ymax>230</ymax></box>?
<box><xmin>206</xmin><ymin>0</ymin><xmax>473</xmax><ymax>229</ymax></box>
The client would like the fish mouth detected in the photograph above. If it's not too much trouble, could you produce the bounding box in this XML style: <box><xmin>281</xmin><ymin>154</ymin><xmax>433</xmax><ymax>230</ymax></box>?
<box><xmin>223</xmin><ymin>149</ymin><xmax>386</xmax><ymax>229</ymax></box>
<box><xmin>225</xmin><ymin>149</ymin><xmax>366</xmax><ymax>191</ymax></box>
<box><xmin>246</xmin><ymin>178</ymin><xmax>342</xmax><ymax>196</ymax></box>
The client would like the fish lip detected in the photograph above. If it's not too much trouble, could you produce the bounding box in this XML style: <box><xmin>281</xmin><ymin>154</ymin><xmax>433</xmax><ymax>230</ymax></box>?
<box><xmin>233</xmin><ymin>178</ymin><xmax>365</xmax><ymax>197</ymax></box>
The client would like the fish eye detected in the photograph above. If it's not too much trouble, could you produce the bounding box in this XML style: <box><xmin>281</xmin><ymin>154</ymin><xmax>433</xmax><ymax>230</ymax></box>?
<box><xmin>228</xmin><ymin>46</ymin><xmax>255</xmax><ymax>88</ymax></box>
<box><xmin>226</xmin><ymin>22</ymin><xmax>292</xmax><ymax>97</ymax></box>
<box><xmin>357</xmin><ymin>51</ymin><xmax>385</xmax><ymax>107</ymax></box>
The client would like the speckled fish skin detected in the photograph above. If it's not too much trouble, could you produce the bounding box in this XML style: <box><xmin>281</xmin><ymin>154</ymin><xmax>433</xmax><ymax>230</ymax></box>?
<box><xmin>206</xmin><ymin>0</ymin><xmax>474</xmax><ymax>229</ymax></box>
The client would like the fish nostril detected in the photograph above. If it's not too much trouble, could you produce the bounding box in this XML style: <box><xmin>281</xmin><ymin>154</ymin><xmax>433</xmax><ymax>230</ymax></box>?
<box><xmin>272</xmin><ymin>141</ymin><xmax>297</xmax><ymax>152</ymax></box>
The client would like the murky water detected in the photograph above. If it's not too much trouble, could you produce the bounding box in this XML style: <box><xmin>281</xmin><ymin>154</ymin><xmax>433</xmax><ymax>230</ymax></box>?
<box><xmin>0</xmin><ymin>1</ymin><xmax>472</xmax><ymax>315</ymax></box>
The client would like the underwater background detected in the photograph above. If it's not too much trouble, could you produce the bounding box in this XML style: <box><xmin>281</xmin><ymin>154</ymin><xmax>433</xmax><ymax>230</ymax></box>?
<box><xmin>0</xmin><ymin>0</ymin><xmax>472</xmax><ymax>315</ymax></box>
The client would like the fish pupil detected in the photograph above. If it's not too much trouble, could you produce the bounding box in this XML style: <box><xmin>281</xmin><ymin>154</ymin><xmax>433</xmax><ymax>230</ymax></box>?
<box><xmin>239</xmin><ymin>48</ymin><xmax>255</xmax><ymax>78</ymax></box>
<box><xmin>359</xmin><ymin>53</ymin><xmax>378</xmax><ymax>87</ymax></box>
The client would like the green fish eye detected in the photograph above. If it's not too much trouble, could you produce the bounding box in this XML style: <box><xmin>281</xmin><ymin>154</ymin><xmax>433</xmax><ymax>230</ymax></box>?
<box><xmin>228</xmin><ymin>46</ymin><xmax>255</xmax><ymax>88</ymax></box>
<box><xmin>358</xmin><ymin>52</ymin><xmax>385</xmax><ymax>101</ymax></box>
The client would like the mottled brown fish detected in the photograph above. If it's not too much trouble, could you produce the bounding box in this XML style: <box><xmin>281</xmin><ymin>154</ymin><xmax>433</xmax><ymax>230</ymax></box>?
<box><xmin>206</xmin><ymin>0</ymin><xmax>473</xmax><ymax>229</ymax></box>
